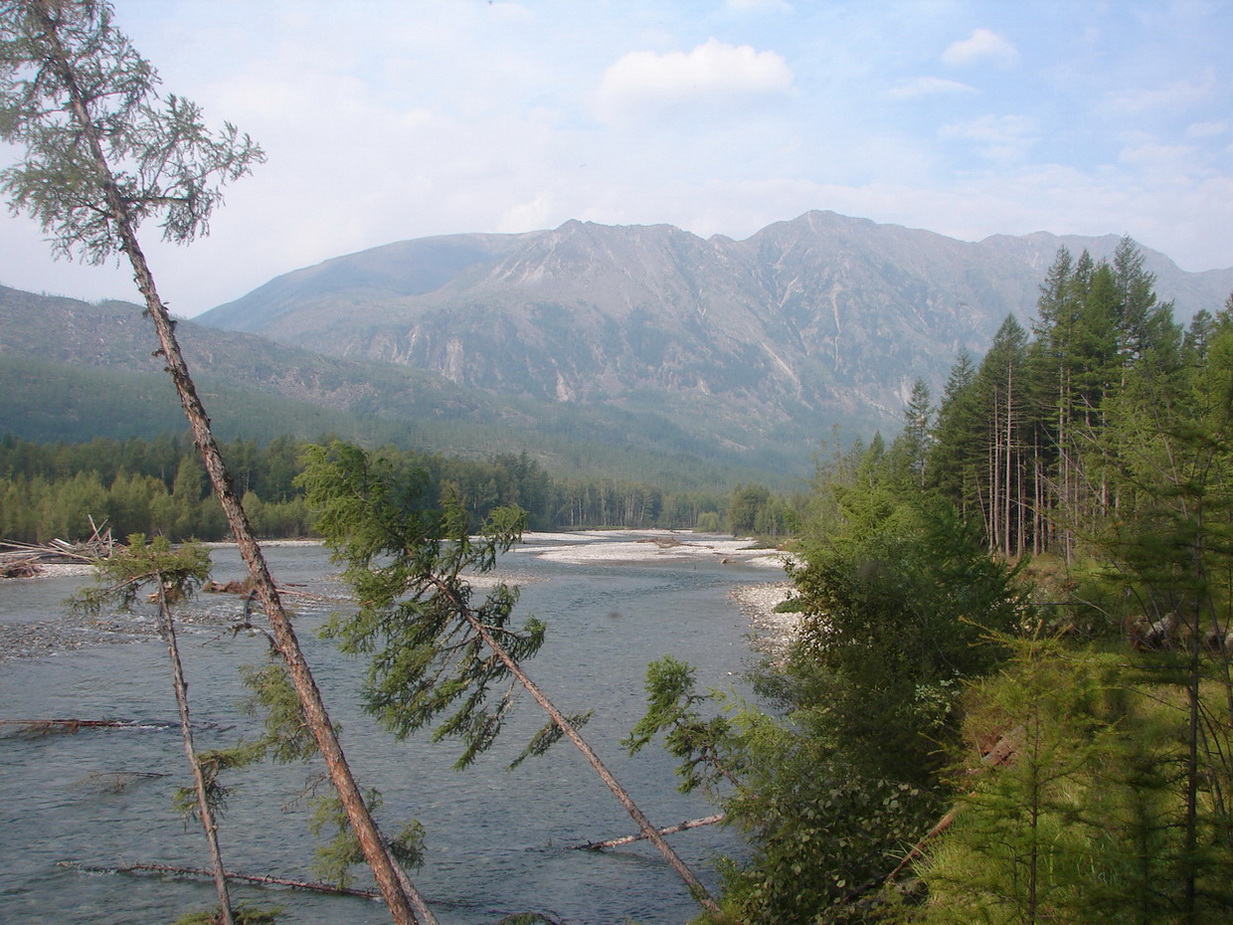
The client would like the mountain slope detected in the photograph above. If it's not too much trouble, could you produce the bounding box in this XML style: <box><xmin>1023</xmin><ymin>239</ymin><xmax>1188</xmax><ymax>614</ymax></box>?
<box><xmin>202</xmin><ymin>233</ymin><xmax>538</xmax><ymax>333</ymax></box>
<box><xmin>0</xmin><ymin>286</ymin><xmax>803</xmax><ymax>487</ymax></box>
<box><xmin>197</xmin><ymin>211</ymin><xmax>1233</xmax><ymax>431</ymax></box>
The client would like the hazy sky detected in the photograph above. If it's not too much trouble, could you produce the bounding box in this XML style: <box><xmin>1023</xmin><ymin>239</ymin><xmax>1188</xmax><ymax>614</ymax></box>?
<box><xmin>1</xmin><ymin>0</ymin><xmax>1230</xmax><ymax>317</ymax></box>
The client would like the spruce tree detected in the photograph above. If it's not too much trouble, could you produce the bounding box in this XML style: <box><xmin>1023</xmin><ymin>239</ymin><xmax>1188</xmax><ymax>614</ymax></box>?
<box><xmin>0</xmin><ymin>4</ymin><xmax>430</xmax><ymax>921</ymax></box>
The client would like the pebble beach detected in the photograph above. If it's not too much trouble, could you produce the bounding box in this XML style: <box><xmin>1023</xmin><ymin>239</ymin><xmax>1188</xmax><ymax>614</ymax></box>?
<box><xmin>1</xmin><ymin>532</ymin><xmax>804</xmax><ymax>661</ymax></box>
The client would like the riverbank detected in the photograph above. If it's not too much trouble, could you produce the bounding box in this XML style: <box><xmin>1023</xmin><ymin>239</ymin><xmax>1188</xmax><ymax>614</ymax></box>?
<box><xmin>730</xmin><ymin>581</ymin><xmax>799</xmax><ymax>659</ymax></box>
<box><xmin>1</xmin><ymin>531</ymin><xmax>803</xmax><ymax>661</ymax></box>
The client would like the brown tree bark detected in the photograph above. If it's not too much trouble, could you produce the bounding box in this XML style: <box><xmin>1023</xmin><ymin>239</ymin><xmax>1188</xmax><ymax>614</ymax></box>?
<box><xmin>436</xmin><ymin>577</ymin><xmax>721</xmax><ymax>914</ymax></box>
<box><xmin>30</xmin><ymin>6</ymin><xmax>434</xmax><ymax>922</ymax></box>
<box><xmin>154</xmin><ymin>584</ymin><xmax>235</xmax><ymax>925</ymax></box>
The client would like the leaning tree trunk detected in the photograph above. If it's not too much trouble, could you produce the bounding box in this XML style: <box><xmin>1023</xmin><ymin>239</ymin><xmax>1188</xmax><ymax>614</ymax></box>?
<box><xmin>155</xmin><ymin>585</ymin><xmax>235</xmax><ymax>925</ymax></box>
<box><xmin>441</xmin><ymin>581</ymin><xmax>721</xmax><ymax>914</ymax></box>
<box><xmin>116</xmin><ymin>232</ymin><xmax>437</xmax><ymax>925</ymax></box>
<box><xmin>34</xmin><ymin>8</ymin><xmax>433</xmax><ymax>923</ymax></box>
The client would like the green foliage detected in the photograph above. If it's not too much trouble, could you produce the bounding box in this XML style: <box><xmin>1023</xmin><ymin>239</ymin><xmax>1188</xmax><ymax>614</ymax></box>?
<box><xmin>172</xmin><ymin>904</ymin><xmax>282</xmax><ymax>925</ymax></box>
<box><xmin>728</xmin><ymin>483</ymin><xmax>799</xmax><ymax>538</ymax></box>
<box><xmin>172</xmin><ymin>747</ymin><xmax>250</xmax><ymax>823</ymax></box>
<box><xmin>298</xmin><ymin>440</ymin><xmax>557</xmax><ymax>768</ymax></box>
<box><xmin>74</xmin><ymin>533</ymin><xmax>210</xmax><ymax>616</ymax></box>
<box><xmin>918</xmin><ymin>636</ymin><xmax>1121</xmax><ymax>923</ymax></box>
<box><xmin>623</xmin><ymin>656</ymin><xmax>739</xmax><ymax>795</ymax></box>
<box><xmin>0</xmin><ymin>432</ymin><xmax>744</xmax><ymax>543</ymax></box>
<box><xmin>0</xmin><ymin>435</ymin><xmax>305</xmax><ymax>543</ymax></box>
<box><xmin>718</xmin><ymin>745</ymin><xmax>934</xmax><ymax>925</ymax></box>
<box><xmin>0</xmin><ymin>339</ymin><xmax>810</xmax><ymax>495</ymax></box>
<box><xmin>626</xmin><ymin>658</ymin><xmax>939</xmax><ymax>925</ymax></box>
<box><xmin>0</xmin><ymin>1</ymin><xmax>264</xmax><ymax>262</ymax></box>
<box><xmin>786</xmin><ymin>502</ymin><xmax>1027</xmax><ymax>783</ymax></box>
<box><xmin>617</xmin><ymin>239</ymin><xmax>1233</xmax><ymax>924</ymax></box>
<box><xmin>237</xmin><ymin>659</ymin><xmax>321</xmax><ymax>765</ymax></box>
<box><xmin>623</xmin><ymin>439</ymin><xmax>1035</xmax><ymax>921</ymax></box>
<box><xmin>307</xmin><ymin>790</ymin><xmax>424</xmax><ymax>889</ymax></box>
<box><xmin>922</xmin><ymin>238</ymin><xmax>1194</xmax><ymax>562</ymax></box>
<box><xmin>507</xmin><ymin>710</ymin><xmax>594</xmax><ymax>770</ymax></box>
<box><xmin>888</xmin><ymin>378</ymin><xmax>933</xmax><ymax>488</ymax></box>
<box><xmin>916</xmin><ymin>635</ymin><xmax>1233</xmax><ymax>924</ymax></box>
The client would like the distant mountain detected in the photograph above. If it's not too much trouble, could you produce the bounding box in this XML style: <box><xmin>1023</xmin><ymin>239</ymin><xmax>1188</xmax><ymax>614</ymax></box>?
<box><xmin>0</xmin><ymin>286</ymin><xmax>803</xmax><ymax>488</ymax></box>
<box><xmin>197</xmin><ymin>212</ymin><xmax>1233</xmax><ymax>433</ymax></box>
<box><xmin>202</xmin><ymin>233</ymin><xmax>537</xmax><ymax>333</ymax></box>
<box><xmin>8</xmin><ymin>212</ymin><xmax>1230</xmax><ymax>488</ymax></box>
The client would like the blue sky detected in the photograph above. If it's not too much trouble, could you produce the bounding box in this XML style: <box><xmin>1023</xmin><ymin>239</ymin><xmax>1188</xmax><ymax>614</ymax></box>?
<box><xmin>1</xmin><ymin>0</ymin><xmax>1230</xmax><ymax>317</ymax></box>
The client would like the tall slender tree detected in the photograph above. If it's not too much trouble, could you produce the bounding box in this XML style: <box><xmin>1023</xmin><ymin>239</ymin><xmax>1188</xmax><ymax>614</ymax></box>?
<box><xmin>890</xmin><ymin>378</ymin><xmax>933</xmax><ymax>488</ymax></box>
<box><xmin>929</xmin><ymin>349</ymin><xmax>983</xmax><ymax>519</ymax></box>
<box><xmin>976</xmin><ymin>315</ymin><xmax>1029</xmax><ymax>556</ymax></box>
<box><xmin>0</xmin><ymin>4</ymin><xmax>430</xmax><ymax>921</ymax></box>
<box><xmin>297</xmin><ymin>440</ymin><xmax>722</xmax><ymax>915</ymax></box>
<box><xmin>76</xmin><ymin>536</ymin><xmax>237</xmax><ymax>925</ymax></box>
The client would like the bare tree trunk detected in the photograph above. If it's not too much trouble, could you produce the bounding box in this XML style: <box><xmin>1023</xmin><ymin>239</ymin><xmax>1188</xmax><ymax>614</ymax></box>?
<box><xmin>67</xmin><ymin>862</ymin><xmax>387</xmax><ymax>899</ymax></box>
<box><xmin>34</xmin><ymin>8</ymin><xmax>432</xmax><ymax>922</ymax></box>
<box><xmin>447</xmin><ymin>587</ymin><xmax>721</xmax><ymax>914</ymax></box>
<box><xmin>572</xmin><ymin>814</ymin><xmax>725</xmax><ymax>850</ymax></box>
<box><xmin>155</xmin><ymin>586</ymin><xmax>235</xmax><ymax>925</ymax></box>
<box><xmin>120</xmin><ymin>242</ymin><xmax>434</xmax><ymax>925</ymax></box>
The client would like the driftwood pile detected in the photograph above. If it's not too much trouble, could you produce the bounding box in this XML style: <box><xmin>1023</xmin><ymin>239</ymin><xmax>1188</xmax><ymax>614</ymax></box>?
<box><xmin>0</xmin><ymin>517</ymin><xmax>114</xmax><ymax>578</ymax></box>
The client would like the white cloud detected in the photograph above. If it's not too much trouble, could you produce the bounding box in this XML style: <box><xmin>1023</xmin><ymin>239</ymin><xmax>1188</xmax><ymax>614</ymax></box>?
<box><xmin>1187</xmin><ymin>121</ymin><xmax>1229</xmax><ymax>139</ymax></box>
<box><xmin>940</xmin><ymin>115</ymin><xmax>1037</xmax><ymax>162</ymax></box>
<box><xmin>1118</xmin><ymin>139</ymin><xmax>1201</xmax><ymax>174</ymax></box>
<box><xmin>596</xmin><ymin>38</ymin><xmax>794</xmax><ymax>123</ymax></box>
<box><xmin>887</xmin><ymin>76</ymin><xmax>976</xmax><ymax>100</ymax></box>
<box><xmin>486</xmin><ymin>2</ymin><xmax>532</xmax><ymax>21</ymax></box>
<box><xmin>498</xmin><ymin>194</ymin><xmax>558</xmax><ymax>233</ymax></box>
<box><xmin>1108</xmin><ymin>71</ymin><xmax>1218</xmax><ymax>115</ymax></box>
<box><xmin>942</xmin><ymin>28</ymin><xmax>1019</xmax><ymax>68</ymax></box>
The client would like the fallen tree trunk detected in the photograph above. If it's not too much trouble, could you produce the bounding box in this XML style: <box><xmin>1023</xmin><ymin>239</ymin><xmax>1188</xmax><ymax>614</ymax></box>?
<box><xmin>0</xmin><ymin>718</ymin><xmax>161</xmax><ymax>731</ymax></box>
<box><xmin>882</xmin><ymin>724</ymin><xmax>1024</xmax><ymax>885</ymax></box>
<box><xmin>57</xmin><ymin>861</ymin><xmax>383</xmax><ymax>899</ymax></box>
<box><xmin>570</xmin><ymin>814</ymin><xmax>725</xmax><ymax>850</ymax></box>
<box><xmin>0</xmin><ymin>556</ymin><xmax>41</xmax><ymax>578</ymax></box>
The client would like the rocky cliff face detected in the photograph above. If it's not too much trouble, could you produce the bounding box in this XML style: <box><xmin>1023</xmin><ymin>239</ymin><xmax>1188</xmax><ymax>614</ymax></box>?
<box><xmin>196</xmin><ymin>211</ymin><xmax>1233</xmax><ymax>433</ymax></box>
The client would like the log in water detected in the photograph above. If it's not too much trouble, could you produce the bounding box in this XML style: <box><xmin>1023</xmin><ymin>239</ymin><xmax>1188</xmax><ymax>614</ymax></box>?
<box><xmin>0</xmin><ymin>533</ymin><xmax>788</xmax><ymax>924</ymax></box>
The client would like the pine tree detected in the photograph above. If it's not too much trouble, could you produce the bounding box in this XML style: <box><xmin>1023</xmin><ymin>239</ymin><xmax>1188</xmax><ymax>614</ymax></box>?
<box><xmin>890</xmin><ymin>378</ymin><xmax>933</xmax><ymax>488</ymax></box>
<box><xmin>0</xmin><ymin>5</ymin><xmax>430</xmax><ymax>921</ymax></box>
<box><xmin>929</xmin><ymin>349</ymin><xmax>983</xmax><ymax>518</ymax></box>
<box><xmin>75</xmin><ymin>536</ymin><xmax>239</xmax><ymax>925</ymax></box>
<box><xmin>298</xmin><ymin>440</ymin><xmax>722</xmax><ymax>914</ymax></box>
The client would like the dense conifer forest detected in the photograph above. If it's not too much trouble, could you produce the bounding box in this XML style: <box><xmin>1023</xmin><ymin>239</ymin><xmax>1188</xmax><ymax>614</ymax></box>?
<box><xmin>0</xmin><ymin>433</ymin><xmax>743</xmax><ymax>542</ymax></box>
<box><xmin>643</xmin><ymin>240</ymin><xmax>1232</xmax><ymax>922</ymax></box>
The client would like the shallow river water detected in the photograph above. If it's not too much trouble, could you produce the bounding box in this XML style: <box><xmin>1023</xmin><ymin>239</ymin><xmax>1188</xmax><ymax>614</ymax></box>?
<box><xmin>0</xmin><ymin>533</ymin><xmax>787</xmax><ymax>924</ymax></box>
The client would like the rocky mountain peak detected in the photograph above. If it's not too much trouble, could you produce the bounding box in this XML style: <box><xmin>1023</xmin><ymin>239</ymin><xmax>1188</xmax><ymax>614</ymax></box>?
<box><xmin>193</xmin><ymin>212</ymin><xmax>1233</xmax><ymax>441</ymax></box>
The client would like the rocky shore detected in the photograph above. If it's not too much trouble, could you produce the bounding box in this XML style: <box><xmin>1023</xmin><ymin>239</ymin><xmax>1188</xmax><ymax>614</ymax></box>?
<box><xmin>730</xmin><ymin>580</ymin><xmax>799</xmax><ymax>660</ymax></box>
<box><xmin>2</xmin><ymin>533</ymin><xmax>803</xmax><ymax>662</ymax></box>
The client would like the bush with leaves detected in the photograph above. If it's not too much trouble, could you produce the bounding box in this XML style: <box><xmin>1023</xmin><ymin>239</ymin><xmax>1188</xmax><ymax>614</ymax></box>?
<box><xmin>784</xmin><ymin>501</ymin><xmax>1028</xmax><ymax>784</ymax></box>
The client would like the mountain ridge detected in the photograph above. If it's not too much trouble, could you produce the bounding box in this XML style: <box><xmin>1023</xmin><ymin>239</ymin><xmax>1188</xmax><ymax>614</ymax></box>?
<box><xmin>6</xmin><ymin>211</ymin><xmax>1230</xmax><ymax>488</ymax></box>
<box><xmin>196</xmin><ymin>211</ymin><xmax>1229</xmax><ymax>430</ymax></box>
<box><xmin>0</xmin><ymin>285</ymin><xmax>804</xmax><ymax>487</ymax></box>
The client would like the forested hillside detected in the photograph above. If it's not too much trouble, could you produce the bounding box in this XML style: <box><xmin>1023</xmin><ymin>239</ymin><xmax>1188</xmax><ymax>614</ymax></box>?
<box><xmin>633</xmin><ymin>240</ymin><xmax>1233</xmax><ymax>923</ymax></box>
<box><xmin>0</xmin><ymin>434</ymin><xmax>740</xmax><ymax>544</ymax></box>
<box><xmin>0</xmin><ymin>286</ymin><xmax>808</xmax><ymax>488</ymax></box>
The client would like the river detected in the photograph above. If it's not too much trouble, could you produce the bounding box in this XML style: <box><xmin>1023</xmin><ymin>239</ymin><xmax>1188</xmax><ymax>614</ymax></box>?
<box><xmin>0</xmin><ymin>532</ymin><xmax>789</xmax><ymax>924</ymax></box>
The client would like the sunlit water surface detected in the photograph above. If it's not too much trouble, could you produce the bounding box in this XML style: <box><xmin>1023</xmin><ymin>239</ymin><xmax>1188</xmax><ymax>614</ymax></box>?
<box><xmin>1</xmin><ymin>534</ymin><xmax>784</xmax><ymax>924</ymax></box>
